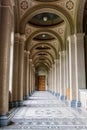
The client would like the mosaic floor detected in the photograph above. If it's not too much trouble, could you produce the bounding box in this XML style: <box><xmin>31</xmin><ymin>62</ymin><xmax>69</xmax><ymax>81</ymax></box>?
<box><xmin>1</xmin><ymin>91</ymin><xmax>87</xmax><ymax>130</ymax></box>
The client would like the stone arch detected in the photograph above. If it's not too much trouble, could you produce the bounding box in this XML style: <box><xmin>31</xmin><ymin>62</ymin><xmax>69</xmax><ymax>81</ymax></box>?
<box><xmin>33</xmin><ymin>57</ymin><xmax>52</xmax><ymax>65</ymax></box>
<box><xmin>75</xmin><ymin>0</ymin><xmax>86</xmax><ymax>33</ymax></box>
<box><xmin>25</xmin><ymin>29</ymin><xmax>63</xmax><ymax>52</ymax></box>
<box><xmin>30</xmin><ymin>42</ymin><xmax>57</xmax><ymax>58</ymax></box>
<box><xmin>32</xmin><ymin>51</ymin><xmax>54</xmax><ymax>63</ymax></box>
<box><xmin>35</xmin><ymin>61</ymin><xmax>51</xmax><ymax>68</ymax></box>
<box><xmin>20</xmin><ymin>4</ymin><xmax>74</xmax><ymax>34</ymax></box>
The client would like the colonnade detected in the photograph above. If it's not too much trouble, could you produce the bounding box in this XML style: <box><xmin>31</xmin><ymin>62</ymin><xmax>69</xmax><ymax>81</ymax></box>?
<box><xmin>48</xmin><ymin>34</ymin><xmax>86</xmax><ymax>107</ymax></box>
<box><xmin>0</xmin><ymin>1</ymin><xmax>35</xmax><ymax>126</ymax></box>
<box><xmin>0</xmin><ymin>0</ymin><xmax>86</xmax><ymax>127</ymax></box>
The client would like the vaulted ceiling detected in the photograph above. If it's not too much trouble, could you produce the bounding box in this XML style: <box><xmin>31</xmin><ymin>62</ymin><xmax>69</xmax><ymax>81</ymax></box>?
<box><xmin>14</xmin><ymin>0</ymin><xmax>83</xmax><ymax>71</ymax></box>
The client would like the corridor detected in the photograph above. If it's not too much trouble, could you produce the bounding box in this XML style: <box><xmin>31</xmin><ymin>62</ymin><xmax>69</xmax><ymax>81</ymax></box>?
<box><xmin>1</xmin><ymin>91</ymin><xmax>87</xmax><ymax>130</ymax></box>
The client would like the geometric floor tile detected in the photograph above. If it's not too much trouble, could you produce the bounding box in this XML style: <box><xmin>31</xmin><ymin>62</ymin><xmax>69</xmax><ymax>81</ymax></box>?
<box><xmin>1</xmin><ymin>91</ymin><xmax>87</xmax><ymax>130</ymax></box>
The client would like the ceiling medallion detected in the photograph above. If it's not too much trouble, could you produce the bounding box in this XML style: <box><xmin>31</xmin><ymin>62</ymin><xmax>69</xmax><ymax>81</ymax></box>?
<box><xmin>21</xmin><ymin>1</ymin><xmax>28</xmax><ymax>10</ymax></box>
<box><xmin>42</xmin><ymin>34</ymin><xmax>46</xmax><ymax>38</ymax></box>
<box><xmin>43</xmin><ymin>17</ymin><xmax>48</xmax><ymax>21</ymax></box>
<box><xmin>66</xmin><ymin>0</ymin><xmax>74</xmax><ymax>10</ymax></box>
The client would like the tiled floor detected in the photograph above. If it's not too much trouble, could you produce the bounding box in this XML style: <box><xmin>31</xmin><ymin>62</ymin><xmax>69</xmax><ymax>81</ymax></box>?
<box><xmin>1</xmin><ymin>91</ymin><xmax>87</xmax><ymax>130</ymax></box>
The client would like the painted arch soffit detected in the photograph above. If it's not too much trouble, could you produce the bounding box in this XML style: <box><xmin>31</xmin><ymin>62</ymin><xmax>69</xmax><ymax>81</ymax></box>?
<box><xmin>25</xmin><ymin>22</ymin><xmax>66</xmax><ymax>42</ymax></box>
<box><xmin>25</xmin><ymin>29</ymin><xmax>63</xmax><ymax>51</ymax></box>
<box><xmin>19</xmin><ymin>3</ymin><xmax>74</xmax><ymax>34</ymax></box>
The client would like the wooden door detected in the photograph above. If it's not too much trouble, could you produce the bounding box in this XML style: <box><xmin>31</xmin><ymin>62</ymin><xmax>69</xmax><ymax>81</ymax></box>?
<box><xmin>38</xmin><ymin>76</ymin><xmax>45</xmax><ymax>91</ymax></box>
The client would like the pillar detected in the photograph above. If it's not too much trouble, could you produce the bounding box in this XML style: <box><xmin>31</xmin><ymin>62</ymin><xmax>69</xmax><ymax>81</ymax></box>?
<box><xmin>75</xmin><ymin>33</ymin><xmax>86</xmax><ymax>107</ymax></box>
<box><xmin>59</xmin><ymin>51</ymin><xmax>65</xmax><ymax>100</ymax></box>
<box><xmin>54</xmin><ymin>60</ymin><xmax>57</xmax><ymax>96</ymax></box>
<box><xmin>29</xmin><ymin>59</ymin><xmax>32</xmax><ymax>95</ymax></box>
<box><xmin>56</xmin><ymin>59</ymin><xmax>60</xmax><ymax>96</ymax></box>
<box><xmin>52</xmin><ymin>64</ymin><xmax>54</xmax><ymax>94</ymax></box>
<box><xmin>0</xmin><ymin>0</ymin><xmax>12</xmax><ymax>126</ymax></box>
<box><xmin>23</xmin><ymin>51</ymin><xmax>29</xmax><ymax>100</ymax></box>
<box><xmin>12</xmin><ymin>33</ymin><xmax>20</xmax><ymax>107</ymax></box>
<box><xmin>66</xmin><ymin>49</ymin><xmax>70</xmax><ymax>101</ymax></box>
<box><xmin>68</xmin><ymin>35</ymin><xmax>76</xmax><ymax>107</ymax></box>
<box><xmin>17</xmin><ymin>35</ymin><xmax>25</xmax><ymax>106</ymax></box>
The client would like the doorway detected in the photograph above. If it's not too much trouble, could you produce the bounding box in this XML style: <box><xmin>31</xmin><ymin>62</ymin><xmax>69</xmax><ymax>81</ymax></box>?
<box><xmin>38</xmin><ymin>76</ymin><xmax>46</xmax><ymax>91</ymax></box>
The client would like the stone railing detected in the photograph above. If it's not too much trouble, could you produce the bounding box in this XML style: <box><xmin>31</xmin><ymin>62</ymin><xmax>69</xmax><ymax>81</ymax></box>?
<box><xmin>79</xmin><ymin>89</ymin><xmax>87</xmax><ymax>109</ymax></box>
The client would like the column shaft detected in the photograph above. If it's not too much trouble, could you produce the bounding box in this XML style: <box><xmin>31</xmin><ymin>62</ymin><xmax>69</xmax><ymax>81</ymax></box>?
<box><xmin>68</xmin><ymin>35</ymin><xmax>76</xmax><ymax>107</ymax></box>
<box><xmin>17</xmin><ymin>35</ymin><xmax>25</xmax><ymax>106</ymax></box>
<box><xmin>0</xmin><ymin>2</ymin><xmax>12</xmax><ymax>126</ymax></box>
<box><xmin>12</xmin><ymin>34</ymin><xmax>20</xmax><ymax>107</ymax></box>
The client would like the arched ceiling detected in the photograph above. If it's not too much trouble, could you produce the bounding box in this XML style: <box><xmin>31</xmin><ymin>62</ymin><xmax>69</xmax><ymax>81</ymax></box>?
<box><xmin>14</xmin><ymin>0</ymin><xmax>79</xmax><ymax>71</ymax></box>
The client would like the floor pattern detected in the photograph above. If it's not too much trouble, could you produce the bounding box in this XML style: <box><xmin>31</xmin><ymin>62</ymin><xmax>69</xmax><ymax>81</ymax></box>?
<box><xmin>1</xmin><ymin>91</ymin><xmax>87</xmax><ymax>130</ymax></box>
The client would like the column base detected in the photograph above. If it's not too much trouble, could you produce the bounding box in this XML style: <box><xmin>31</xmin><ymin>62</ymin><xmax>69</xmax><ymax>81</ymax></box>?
<box><xmin>23</xmin><ymin>95</ymin><xmax>29</xmax><ymax>100</ymax></box>
<box><xmin>0</xmin><ymin>114</ymin><xmax>8</xmax><ymax>127</ymax></box>
<box><xmin>59</xmin><ymin>95</ymin><xmax>64</xmax><ymax>100</ymax></box>
<box><xmin>63</xmin><ymin>96</ymin><xmax>67</xmax><ymax>100</ymax></box>
<box><xmin>76</xmin><ymin>101</ymin><xmax>81</xmax><ymax>107</ymax></box>
<box><xmin>9</xmin><ymin>102</ymin><xmax>13</xmax><ymax>108</ymax></box>
<box><xmin>69</xmin><ymin>100</ymin><xmax>76</xmax><ymax>107</ymax></box>
<box><xmin>53</xmin><ymin>92</ymin><xmax>57</xmax><ymax>96</ymax></box>
<box><xmin>9</xmin><ymin>101</ymin><xmax>18</xmax><ymax>108</ymax></box>
<box><xmin>18</xmin><ymin>100</ymin><xmax>23</xmax><ymax>107</ymax></box>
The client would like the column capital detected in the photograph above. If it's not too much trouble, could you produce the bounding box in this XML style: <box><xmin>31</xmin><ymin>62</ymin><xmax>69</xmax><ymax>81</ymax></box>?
<box><xmin>29</xmin><ymin>59</ymin><xmax>32</xmax><ymax>62</ymax></box>
<box><xmin>14</xmin><ymin>33</ymin><xmax>20</xmax><ymax>42</ymax></box>
<box><xmin>19</xmin><ymin>35</ymin><xmax>26</xmax><ymax>44</ymax></box>
<box><xmin>74</xmin><ymin>33</ymin><xmax>85</xmax><ymax>41</ymax></box>
<box><xmin>59</xmin><ymin>50</ymin><xmax>66</xmax><ymax>57</ymax></box>
<box><xmin>24</xmin><ymin>50</ymin><xmax>30</xmax><ymax>55</ymax></box>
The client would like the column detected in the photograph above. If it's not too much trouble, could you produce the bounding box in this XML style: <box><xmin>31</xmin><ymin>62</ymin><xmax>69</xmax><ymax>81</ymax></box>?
<box><xmin>23</xmin><ymin>51</ymin><xmax>29</xmax><ymax>100</ymax></box>
<box><xmin>56</xmin><ymin>59</ymin><xmax>60</xmax><ymax>96</ymax></box>
<box><xmin>52</xmin><ymin>64</ymin><xmax>54</xmax><ymax>94</ymax></box>
<box><xmin>63</xmin><ymin>51</ymin><xmax>67</xmax><ymax>100</ymax></box>
<box><xmin>66</xmin><ymin>49</ymin><xmax>70</xmax><ymax>101</ymax></box>
<box><xmin>12</xmin><ymin>33</ymin><xmax>20</xmax><ymax>107</ymax></box>
<box><xmin>0</xmin><ymin>1</ymin><xmax>12</xmax><ymax>126</ymax></box>
<box><xmin>59</xmin><ymin>51</ymin><xmax>64</xmax><ymax>100</ymax></box>
<box><xmin>28</xmin><ymin>59</ymin><xmax>30</xmax><ymax>95</ymax></box>
<box><xmin>54</xmin><ymin>60</ymin><xmax>57</xmax><ymax>96</ymax></box>
<box><xmin>68</xmin><ymin>35</ymin><xmax>76</xmax><ymax>107</ymax></box>
<box><xmin>75</xmin><ymin>33</ymin><xmax>86</xmax><ymax>107</ymax></box>
<box><xmin>17</xmin><ymin>35</ymin><xmax>25</xmax><ymax>106</ymax></box>
<box><xmin>29</xmin><ymin>59</ymin><xmax>32</xmax><ymax>95</ymax></box>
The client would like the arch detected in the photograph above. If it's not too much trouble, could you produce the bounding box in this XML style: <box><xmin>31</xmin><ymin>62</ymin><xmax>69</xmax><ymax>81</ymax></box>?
<box><xmin>35</xmin><ymin>63</ymin><xmax>49</xmax><ymax>70</ymax></box>
<box><xmin>30</xmin><ymin>42</ymin><xmax>57</xmax><ymax>58</ymax></box>
<box><xmin>20</xmin><ymin>4</ymin><xmax>74</xmax><ymax>34</ymax></box>
<box><xmin>33</xmin><ymin>56</ymin><xmax>52</xmax><ymax>65</ymax></box>
<box><xmin>32</xmin><ymin>51</ymin><xmax>54</xmax><ymax>63</ymax></box>
<box><xmin>35</xmin><ymin>61</ymin><xmax>51</xmax><ymax>68</ymax></box>
<box><xmin>76</xmin><ymin>0</ymin><xmax>86</xmax><ymax>33</ymax></box>
<box><xmin>25</xmin><ymin>29</ymin><xmax>63</xmax><ymax>52</ymax></box>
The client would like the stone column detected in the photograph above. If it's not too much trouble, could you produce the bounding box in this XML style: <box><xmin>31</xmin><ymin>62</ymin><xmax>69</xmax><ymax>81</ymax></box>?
<box><xmin>28</xmin><ymin>59</ymin><xmax>30</xmax><ymax>95</ymax></box>
<box><xmin>56</xmin><ymin>59</ymin><xmax>60</xmax><ymax>96</ymax></box>
<box><xmin>59</xmin><ymin>51</ymin><xmax>65</xmax><ymax>100</ymax></box>
<box><xmin>29</xmin><ymin>59</ymin><xmax>32</xmax><ymax>95</ymax></box>
<box><xmin>52</xmin><ymin>64</ymin><xmax>54</xmax><ymax>94</ymax></box>
<box><xmin>66</xmin><ymin>50</ymin><xmax>70</xmax><ymax>101</ymax></box>
<box><xmin>12</xmin><ymin>33</ymin><xmax>20</xmax><ymax>107</ymax></box>
<box><xmin>48</xmin><ymin>69</ymin><xmax>51</xmax><ymax>92</ymax></box>
<box><xmin>54</xmin><ymin>60</ymin><xmax>57</xmax><ymax>95</ymax></box>
<box><xmin>23</xmin><ymin>51</ymin><xmax>29</xmax><ymax>100</ymax></box>
<box><xmin>31</xmin><ymin>64</ymin><xmax>34</xmax><ymax>93</ymax></box>
<box><xmin>75</xmin><ymin>33</ymin><xmax>86</xmax><ymax>107</ymax></box>
<box><xmin>17</xmin><ymin>35</ymin><xmax>25</xmax><ymax>106</ymax></box>
<box><xmin>0</xmin><ymin>1</ymin><xmax>12</xmax><ymax>126</ymax></box>
<box><xmin>68</xmin><ymin>35</ymin><xmax>76</xmax><ymax>107</ymax></box>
